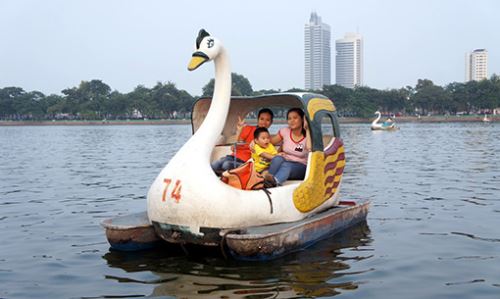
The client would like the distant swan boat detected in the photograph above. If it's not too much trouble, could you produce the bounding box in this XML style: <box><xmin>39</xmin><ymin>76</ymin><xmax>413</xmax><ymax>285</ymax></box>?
<box><xmin>371</xmin><ymin>111</ymin><xmax>397</xmax><ymax>130</ymax></box>
<box><xmin>483</xmin><ymin>114</ymin><xmax>491</xmax><ymax>122</ymax></box>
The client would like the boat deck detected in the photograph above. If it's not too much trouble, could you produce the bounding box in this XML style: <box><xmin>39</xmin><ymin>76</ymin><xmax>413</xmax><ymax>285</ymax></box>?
<box><xmin>223</xmin><ymin>200</ymin><xmax>370</xmax><ymax>260</ymax></box>
<box><xmin>101</xmin><ymin>200</ymin><xmax>369</xmax><ymax>259</ymax></box>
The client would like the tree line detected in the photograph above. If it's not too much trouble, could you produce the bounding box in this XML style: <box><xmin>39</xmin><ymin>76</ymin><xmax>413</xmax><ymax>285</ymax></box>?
<box><xmin>1</xmin><ymin>73</ymin><xmax>499</xmax><ymax>120</ymax></box>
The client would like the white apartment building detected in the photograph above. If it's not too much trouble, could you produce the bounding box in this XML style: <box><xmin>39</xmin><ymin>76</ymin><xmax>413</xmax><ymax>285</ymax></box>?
<box><xmin>335</xmin><ymin>33</ymin><xmax>363</xmax><ymax>89</ymax></box>
<box><xmin>304</xmin><ymin>12</ymin><xmax>331</xmax><ymax>90</ymax></box>
<box><xmin>465</xmin><ymin>49</ymin><xmax>488</xmax><ymax>82</ymax></box>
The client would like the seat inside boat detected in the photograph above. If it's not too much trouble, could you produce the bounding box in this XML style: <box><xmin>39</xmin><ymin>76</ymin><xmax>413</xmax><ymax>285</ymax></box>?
<box><xmin>192</xmin><ymin>94</ymin><xmax>340</xmax><ymax>189</ymax></box>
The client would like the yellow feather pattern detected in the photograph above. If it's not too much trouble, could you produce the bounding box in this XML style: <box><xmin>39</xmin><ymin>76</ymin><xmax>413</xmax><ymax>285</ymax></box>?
<box><xmin>293</xmin><ymin>143</ymin><xmax>345</xmax><ymax>212</ymax></box>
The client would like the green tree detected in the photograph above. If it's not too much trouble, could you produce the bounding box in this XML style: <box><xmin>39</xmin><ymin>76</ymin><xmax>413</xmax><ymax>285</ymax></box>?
<box><xmin>411</xmin><ymin>79</ymin><xmax>450</xmax><ymax>114</ymax></box>
<box><xmin>489</xmin><ymin>74</ymin><xmax>500</xmax><ymax>109</ymax></box>
<box><xmin>253</xmin><ymin>89</ymin><xmax>281</xmax><ymax>95</ymax></box>
<box><xmin>44</xmin><ymin>94</ymin><xmax>66</xmax><ymax>117</ymax></box>
<box><xmin>446</xmin><ymin>82</ymin><xmax>469</xmax><ymax>113</ymax></box>
<box><xmin>127</xmin><ymin>85</ymin><xmax>154</xmax><ymax>118</ymax></box>
<box><xmin>150</xmin><ymin>82</ymin><xmax>194</xmax><ymax>118</ymax></box>
<box><xmin>62</xmin><ymin>80</ymin><xmax>111</xmax><ymax>119</ymax></box>
<box><xmin>0</xmin><ymin>87</ymin><xmax>25</xmax><ymax>118</ymax></box>
<box><xmin>351</xmin><ymin>86</ymin><xmax>378</xmax><ymax>117</ymax></box>
<box><xmin>285</xmin><ymin>87</ymin><xmax>307</xmax><ymax>93</ymax></box>
<box><xmin>382</xmin><ymin>89</ymin><xmax>408</xmax><ymax>113</ymax></box>
<box><xmin>19</xmin><ymin>91</ymin><xmax>46</xmax><ymax>119</ymax></box>
<box><xmin>202</xmin><ymin>73</ymin><xmax>253</xmax><ymax>97</ymax></box>
<box><xmin>105</xmin><ymin>91</ymin><xmax>129</xmax><ymax>118</ymax></box>
<box><xmin>474</xmin><ymin>79</ymin><xmax>498</xmax><ymax>110</ymax></box>
<box><xmin>321</xmin><ymin>85</ymin><xmax>353</xmax><ymax>116</ymax></box>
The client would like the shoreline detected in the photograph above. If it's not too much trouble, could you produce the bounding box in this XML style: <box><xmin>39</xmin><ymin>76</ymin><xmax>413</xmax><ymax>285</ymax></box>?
<box><xmin>0</xmin><ymin>116</ymin><xmax>497</xmax><ymax>126</ymax></box>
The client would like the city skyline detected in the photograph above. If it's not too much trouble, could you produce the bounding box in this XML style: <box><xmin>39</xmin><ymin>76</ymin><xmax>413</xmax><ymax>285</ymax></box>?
<box><xmin>304</xmin><ymin>12</ymin><xmax>331</xmax><ymax>90</ymax></box>
<box><xmin>1</xmin><ymin>0</ymin><xmax>498</xmax><ymax>96</ymax></box>
<box><xmin>336</xmin><ymin>32</ymin><xmax>364</xmax><ymax>88</ymax></box>
<box><xmin>465</xmin><ymin>49</ymin><xmax>488</xmax><ymax>82</ymax></box>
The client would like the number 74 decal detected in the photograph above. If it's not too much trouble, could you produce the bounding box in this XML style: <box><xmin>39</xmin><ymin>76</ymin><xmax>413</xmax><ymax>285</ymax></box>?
<box><xmin>162</xmin><ymin>178</ymin><xmax>182</xmax><ymax>203</ymax></box>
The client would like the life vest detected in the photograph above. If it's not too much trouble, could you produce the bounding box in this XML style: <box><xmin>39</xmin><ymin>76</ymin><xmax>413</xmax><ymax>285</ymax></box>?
<box><xmin>221</xmin><ymin>161</ymin><xmax>264</xmax><ymax>190</ymax></box>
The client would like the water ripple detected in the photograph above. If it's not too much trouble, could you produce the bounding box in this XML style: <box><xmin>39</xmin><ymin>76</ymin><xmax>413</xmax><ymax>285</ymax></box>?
<box><xmin>451</xmin><ymin>232</ymin><xmax>500</xmax><ymax>243</ymax></box>
<box><xmin>445</xmin><ymin>279</ymin><xmax>485</xmax><ymax>286</ymax></box>
<box><xmin>1</xmin><ymin>123</ymin><xmax>499</xmax><ymax>299</ymax></box>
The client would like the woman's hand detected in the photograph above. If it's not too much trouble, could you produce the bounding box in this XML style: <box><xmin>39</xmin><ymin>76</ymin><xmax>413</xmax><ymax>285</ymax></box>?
<box><xmin>303</xmin><ymin>117</ymin><xmax>309</xmax><ymax>130</ymax></box>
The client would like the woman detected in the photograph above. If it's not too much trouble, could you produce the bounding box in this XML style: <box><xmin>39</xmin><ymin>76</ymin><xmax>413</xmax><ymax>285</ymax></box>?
<box><xmin>263</xmin><ymin>108</ymin><xmax>311</xmax><ymax>187</ymax></box>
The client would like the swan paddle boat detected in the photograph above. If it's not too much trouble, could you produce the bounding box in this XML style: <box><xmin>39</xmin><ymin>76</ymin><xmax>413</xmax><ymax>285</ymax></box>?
<box><xmin>102</xmin><ymin>29</ymin><xmax>369</xmax><ymax>259</ymax></box>
<box><xmin>371</xmin><ymin>111</ymin><xmax>398</xmax><ymax>130</ymax></box>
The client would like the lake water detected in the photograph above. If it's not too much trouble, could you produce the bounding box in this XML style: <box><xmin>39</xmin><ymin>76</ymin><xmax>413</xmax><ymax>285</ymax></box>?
<box><xmin>1</xmin><ymin>123</ymin><xmax>499</xmax><ymax>298</ymax></box>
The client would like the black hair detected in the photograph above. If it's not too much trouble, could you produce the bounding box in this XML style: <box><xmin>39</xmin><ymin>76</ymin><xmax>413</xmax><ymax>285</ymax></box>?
<box><xmin>257</xmin><ymin>108</ymin><xmax>274</xmax><ymax>121</ymax></box>
<box><xmin>287</xmin><ymin>108</ymin><xmax>306</xmax><ymax>137</ymax></box>
<box><xmin>254</xmin><ymin>127</ymin><xmax>270</xmax><ymax>139</ymax></box>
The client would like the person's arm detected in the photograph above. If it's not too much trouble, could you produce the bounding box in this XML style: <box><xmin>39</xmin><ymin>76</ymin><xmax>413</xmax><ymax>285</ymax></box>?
<box><xmin>248</xmin><ymin>139</ymin><xmax>255</xmax><ymax>153</ymax></box>
<box><xmin>260</xmin><ymin>151</ymin><xmax>276</xmax><ymax>160</ymax></box>
<box><xmin>232</xmin><ymin>123</ymin><xmax>250</xmax><ymax>152</ymax></box>
<box><xmin>261</xmin><ymin>144</ymin><xmax>279</xmax><ymax>160</ymax></box>
<box><xmin>270</xmin><ymin>129</ymin><xmax>283</xmax><ymax>145</ymax></box>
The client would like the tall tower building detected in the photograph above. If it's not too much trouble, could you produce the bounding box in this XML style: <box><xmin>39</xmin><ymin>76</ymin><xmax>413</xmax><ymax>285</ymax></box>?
<box><xmin>335</xmin><ymin>33</ymin><xmax>363</xmax><ymax>89</ymax></box>
<box><xmin>465</xmin><ymin>49</ymin><xmax>488</xmax><ymax>82</ymax></box>
<box><xmin>304</xmin><ymin>12</ymin><xmax>331</xmax><ymax>90</ymax></box>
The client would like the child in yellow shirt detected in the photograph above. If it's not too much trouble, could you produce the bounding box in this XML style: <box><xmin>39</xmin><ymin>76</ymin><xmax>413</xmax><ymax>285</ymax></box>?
<box><xmin>252</xmin><ymin>127</ymin><xmax>278</xmax><ymax>173</ymax></box>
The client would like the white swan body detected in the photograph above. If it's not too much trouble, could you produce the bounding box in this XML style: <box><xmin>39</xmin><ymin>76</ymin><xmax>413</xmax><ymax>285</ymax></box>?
<box><xmin>146</xmin><ymin>30</ymin><xmax>342</xmax><ymax>244</ymax></box>
<box><xmin>371</xmin><ymin>111</ymin><xmax>396</xmax><ymax>130</ymax></box>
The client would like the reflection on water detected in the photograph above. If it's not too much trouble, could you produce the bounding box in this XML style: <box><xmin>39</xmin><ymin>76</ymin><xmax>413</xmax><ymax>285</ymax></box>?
<box><xmin>102</xmin><ymin>222</ymin><xmax>372</xmax><ymax>298</ymax></box>
<box><xmin>1</xmin><ymin>123</ymin><xmax>500</xmax><ymax>298</ymax></box>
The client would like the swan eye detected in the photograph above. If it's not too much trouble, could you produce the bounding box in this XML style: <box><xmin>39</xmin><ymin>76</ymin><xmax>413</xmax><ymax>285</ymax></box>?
<box><xmin>207</xmin><ymin>38</ymin><xmax>214</xmax><ymax>48</ymax></box>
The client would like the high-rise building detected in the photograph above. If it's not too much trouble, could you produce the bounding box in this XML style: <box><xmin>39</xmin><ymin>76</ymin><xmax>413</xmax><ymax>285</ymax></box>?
<box><xmin>465</xmin><ymin>49</ymin><xmax>488</xmax><ymax>82</ymax></box>
<box><xmin>304</xmin><ymin>12</ymin><xmax>331</xmax><ymax>90</ymax></box>
<box><xmin>335</xmin><ymin>33</ymin><xmax>363</xmax><ymax>89</ymax></box>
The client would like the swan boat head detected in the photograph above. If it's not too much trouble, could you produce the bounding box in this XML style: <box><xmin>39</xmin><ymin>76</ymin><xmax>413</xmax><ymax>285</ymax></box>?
<box><xmin>371</xmin><ymin>111</ymin><xmax>382</xmax><ymax>129</ymax></box>
<box><xmin>188</xmin><ymin>29</ymin><xmax>222</xmax><ymax>71</ymax></box>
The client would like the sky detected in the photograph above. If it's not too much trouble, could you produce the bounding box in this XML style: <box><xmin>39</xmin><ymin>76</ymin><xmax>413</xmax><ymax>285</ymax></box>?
<box><xmin>1</xmin><ymin>0</ymin><xmax>499</xmax><ymax>97</ymax></box>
